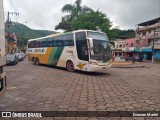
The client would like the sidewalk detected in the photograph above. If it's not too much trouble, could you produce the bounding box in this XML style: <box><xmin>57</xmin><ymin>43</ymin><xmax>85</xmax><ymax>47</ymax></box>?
<box><xmin>143</xmin><ymin>60</ymin><xmax>160</xmax><ymax>64</ymax></box>
<box><xmin>111</xmin><ymin>59</ymin><xmax>160</xmax><ymax>68</ymax></box>
<box><xmin>112</xmin><ymin>61</ymin><xmax>146</xmax><ymax>68</ymax></box>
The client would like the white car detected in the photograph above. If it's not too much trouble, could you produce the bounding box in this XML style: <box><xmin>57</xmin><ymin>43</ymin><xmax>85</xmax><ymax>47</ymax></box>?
<box><xmin>21</xmin><ymin>52</ymin><xmax>26</xmax><ymax>59</ymax></box>
<box><xmin>15</xmin><ymin>53</ymin><xmax>23</xmax><ymax>61</ymax></box>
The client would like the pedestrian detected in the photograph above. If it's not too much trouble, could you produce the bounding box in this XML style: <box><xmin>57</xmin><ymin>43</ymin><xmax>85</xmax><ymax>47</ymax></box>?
<box><xmin>139</xmin><ymin>54</ymin><xmax>143</xmax><ymax>64</ymax></box>
<box><xmin>132</xmin><ymin>55</ymin><xmax>135</xmax><ymax>64</ymax></box>
<box><xmin>126</xmin><ymin>54</ymin><xmax>130</xmax><ymax>61</ymax></box>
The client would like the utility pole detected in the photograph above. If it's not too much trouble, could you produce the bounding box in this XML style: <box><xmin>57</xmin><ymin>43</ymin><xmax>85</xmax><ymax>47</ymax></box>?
<box><xmin>6</xmin><ymin>11</ymin><xmax>19</xmax><ymax>27</ymax></box>
<box><xmin>152</xmin><ymin>29</ymin><xmax>160</xmax><ymax>62</ymax></box>
<box><xmin>152</xmin><ymin>29</ymin><xmax>155</xmax><ymax>62</ymax></box>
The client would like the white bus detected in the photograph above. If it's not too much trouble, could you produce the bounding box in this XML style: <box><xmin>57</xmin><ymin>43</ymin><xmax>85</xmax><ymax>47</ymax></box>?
<box><xmin>27</xmin><ymin>30</ymin><xmax>112</xmax><ymax>72</ymax></box>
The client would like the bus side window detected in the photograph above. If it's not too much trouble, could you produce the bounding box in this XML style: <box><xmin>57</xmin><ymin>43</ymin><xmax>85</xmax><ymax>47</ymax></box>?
<box><xmin>64</xmin><ymin>33</ymin><xmax>74</xmax><ymax>46</ymax></box>
<box><xmin>64</xmin><ymin>40</ymin><xmax>73</xmax><ymax>46</ymax></box>
<box><xmin>31</xmin><ymin>41</ymin><xmax>36</xmax><ymax>48</ymax></box>
<box><xmin>54</xmin><ymin>36</ymin><xmax>64</xmax><ymax>46</ymax></box>
<box><xmin>55</xmin><ymin>40</ymin><xmax>64</xmax><ymax>46</ymax></box>
<box><xmin>47</xmin><ymin>37</ymin><xmax>54</xmax><ymax>47</ymax></box>
<box><xmin>36</xmin><ymin>41</ymin><xmax>41</xmax><ymax>48</ymax></box>
<box><xmin>41</xmin><ymin>41</ymin><xmax>47</xmax><ymax>47</ymax></box>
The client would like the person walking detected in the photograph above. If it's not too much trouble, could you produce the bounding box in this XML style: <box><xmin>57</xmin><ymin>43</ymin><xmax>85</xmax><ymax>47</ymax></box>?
<box><xmin>132</xmin><ymin>55</ymin><xmax>136</xmax><ymax>64</ymax></box>
<box><xmin>139</xmin><ymin>54</ymin><xmax>143</xmax><ymax>64</ymax></box>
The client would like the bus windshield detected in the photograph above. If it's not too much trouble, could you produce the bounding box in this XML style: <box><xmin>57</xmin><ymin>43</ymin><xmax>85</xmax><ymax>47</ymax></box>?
<box><xmin>87</xmin><ymin>32</ymin><xmax>111</xmax><ymax>62</ymax></box>
<box><xmin>87</xmin><ymin>31</ymin><xmax>109</xmax><ymax>41</ymax></box>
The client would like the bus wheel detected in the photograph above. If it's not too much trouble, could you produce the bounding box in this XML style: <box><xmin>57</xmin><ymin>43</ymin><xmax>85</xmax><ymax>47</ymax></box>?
<box><xmin>66</xmin><ymin>61</ymin><xmax>74</xmax><ymax>72</ymax></box>
<box><xmin>35</xmin><ymin>58</ymin><xmax>40</xmax><ymax>65</ymax></box>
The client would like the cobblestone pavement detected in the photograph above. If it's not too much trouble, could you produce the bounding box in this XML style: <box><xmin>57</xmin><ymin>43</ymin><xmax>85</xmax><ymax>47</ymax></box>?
<box><xmin>0</xmin><ymin>60</ymin><xmax>160</xmax><ymax>120</ymax></box>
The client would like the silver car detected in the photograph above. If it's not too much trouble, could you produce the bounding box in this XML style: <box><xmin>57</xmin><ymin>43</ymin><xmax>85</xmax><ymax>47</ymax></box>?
<box><xmin>6</xmin><ymin>54</ymin><xmax>18</xmax><ymax>65</ymax></box>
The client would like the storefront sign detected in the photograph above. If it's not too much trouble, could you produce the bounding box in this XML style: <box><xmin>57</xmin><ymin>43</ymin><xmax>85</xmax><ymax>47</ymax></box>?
<box><xmin>122</xmin><ymin>47</ymin><xmax>134</xmax><ymax>52</ymax></box>
<box><xmin>129</xmin><ymin>47</ymin><xmax>134</xmax><ymax>51</ymax></box>
<box><xmin>142</xmin><ymin>48</ymin><xmax>152</xmax><ymax>52</ymax></box>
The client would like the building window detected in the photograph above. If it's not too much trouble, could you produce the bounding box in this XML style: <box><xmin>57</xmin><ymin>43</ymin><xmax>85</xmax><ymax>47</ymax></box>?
<box><xmin>142</xmin><ymin>32</ymin><xmax>146</xmax><ymax>36</ymax></box>
<box><xmin>131</xmin><ymin>43</ymin><xmax>133</xmax><ymax>47</ymax></box>
<box><xmin>126</xmin><ymin>43</ymin><xmax>128</xmax><ymax>46</ymax></box>
<box><xmin>148</xmin><ymin>39</ymin><xmax>151</xmax><ymax>45</ymax></box>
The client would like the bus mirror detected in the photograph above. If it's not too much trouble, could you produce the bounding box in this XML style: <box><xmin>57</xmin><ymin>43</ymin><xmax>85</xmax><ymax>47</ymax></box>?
<box><xmin>88</xmin><ymin>38</ymin><xmax>93</xmax><ymax>48</ymax></box>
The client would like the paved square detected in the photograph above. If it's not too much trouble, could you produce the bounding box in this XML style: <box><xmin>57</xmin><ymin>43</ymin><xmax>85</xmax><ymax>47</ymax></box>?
<box><xmin>0</xmin><ymin>60</ymin><xmax>160</xmax><ymax>120</ymax></box>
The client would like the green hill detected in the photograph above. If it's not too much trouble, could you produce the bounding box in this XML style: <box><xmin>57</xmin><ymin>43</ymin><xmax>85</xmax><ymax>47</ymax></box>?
<box><xmin>118</xmin><ymin>29</ymin><xmax>135</xmax><ymax>38</ymax></box>
<box><xmin>5</xmin><ymin>22</ymin><xmax>57</xmax><ymax>47</ymax></box>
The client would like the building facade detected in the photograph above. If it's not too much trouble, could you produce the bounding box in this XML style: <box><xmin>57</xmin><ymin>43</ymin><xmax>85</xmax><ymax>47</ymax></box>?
<box><xmin>111</xmin><ymin>38</ymin><xmax>135</xmax><ymax>62</ymax></box>
<box><xmin>5</xmin><ymin>32</ymin><xmax>17</xmax><ymax>54</ymax></box>
<box><xmin>135</xmin><ymin>17</ymin><xmax>160</xmax><ymax>61</ymax></box>
<box><xmin>122</xmin><ymin>38</ymin><xmax>136</xmax><ymax>59</ymax></box>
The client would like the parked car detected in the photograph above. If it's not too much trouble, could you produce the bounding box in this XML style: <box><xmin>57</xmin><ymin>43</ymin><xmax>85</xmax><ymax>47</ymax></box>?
<box><xmin>21</xmin><ymin>52</ymin><xmax>26</xmax><ymax>59</ymax></box>
<box><xmin>6</xmin><ymin>54</ymin><xmax>18</xmax><ymax>65</ymax></box>
<box><xmin>15</xmin><ymin>53</ymin><xmax>23</xmax><ymax>61</ymax></box>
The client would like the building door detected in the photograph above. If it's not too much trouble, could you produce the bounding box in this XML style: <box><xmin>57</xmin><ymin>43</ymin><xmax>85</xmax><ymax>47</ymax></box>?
<box><xmin>147</xmin><ymin>52</ymin><xmax>152</xmax><ymax>60</ymax></box>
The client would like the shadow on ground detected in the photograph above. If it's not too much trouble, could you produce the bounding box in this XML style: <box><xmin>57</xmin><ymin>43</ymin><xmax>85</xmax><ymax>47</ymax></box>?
<box><xmin>37</xmin><ymin>63</ymin><xmax>111</xmax><ymax>76</ymax></box>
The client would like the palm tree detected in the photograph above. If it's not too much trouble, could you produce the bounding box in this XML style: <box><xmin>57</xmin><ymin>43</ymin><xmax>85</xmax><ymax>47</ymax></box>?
<box><xmin>61</xmin><ymin>0</ymin><xmax>93</xmax><ymax>21</ymax></box>
<box><xmin>55</xmin><ymin>0</ymin><xmax>93</xmax><ymax>31</ymax></box>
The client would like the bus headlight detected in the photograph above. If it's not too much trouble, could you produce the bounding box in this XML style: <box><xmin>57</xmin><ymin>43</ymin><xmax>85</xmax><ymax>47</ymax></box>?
<box><xmin>89</xmin><ymin>61</ymin><xmax>98</xmax><ymax>65</ymax></box>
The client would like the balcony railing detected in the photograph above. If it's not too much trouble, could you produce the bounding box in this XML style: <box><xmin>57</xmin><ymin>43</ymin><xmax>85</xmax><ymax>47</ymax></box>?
<box><xmin>136</xmin><ymin>23</ymin><xmax>160</xmax><ymax>32</ymax></box>
<box><xmin>136</xmin><ymin>33</ymin><xmax>160</xmax><ymax>40</ymax></box>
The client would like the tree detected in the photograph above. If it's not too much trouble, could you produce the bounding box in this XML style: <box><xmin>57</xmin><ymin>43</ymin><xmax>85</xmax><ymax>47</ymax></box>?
<box><xmin>68</xmin><ymin>10</ymin><xmax>117</xmax><ymax>39</ymax></box>
<box><xmin>55</xmin><ymin>0</ymin><xmax>135</xmax><ymax>39</ymax></box>
<box><xmin>55</xmin><ymin>0</ymin><xmax>93</xmax><ymax>30</ymax></box>
<box><xmin>61</xmin><ymin>0</ymin><xmax>93</xmax><ymax>21</ymax></box>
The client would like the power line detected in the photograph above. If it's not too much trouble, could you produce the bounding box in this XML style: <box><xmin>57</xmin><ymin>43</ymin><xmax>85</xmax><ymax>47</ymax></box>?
<box><xmin>8</xmin><ymin>0</ymin><xmax>17</xmax><ymax>12</ymax></box>
<box><xmin>7</xmin><ymin>0</ymin><xmax>27</xmax><ymax>24</ymax></box>
<box><xmin>4</xmin><ymin>12</ymin><xmax>8</xmax><ymax>17</ymax></box>
<box><xmin>4</xmin><ymin>12</ymin><xmax>8</xmax><ymax>21</ymax></box>
<box><xmin>6</xmin><ymin>0</ymin><xmax>26</xmax><ymax>49</ymax></box>
<box><xmin>7</xmin><ymin>0</ymin><xmax>19</xmax><ymax>23</ymax></box>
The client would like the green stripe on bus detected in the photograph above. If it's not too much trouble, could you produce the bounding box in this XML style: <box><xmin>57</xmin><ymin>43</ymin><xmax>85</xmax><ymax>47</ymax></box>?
<box><xmin>48</xmin><ymin>47</ymin><xmax>58</xmax><ymax>65</ymax></box>
<box><xmin>53</xmin><ymin>47</ymin><xmax>64</xmax><ymax>65</ymax></box>
<box><xmin>48</xmin><ymin>47</ymin><xmax>64</xmax><ymax>65</ymax></box>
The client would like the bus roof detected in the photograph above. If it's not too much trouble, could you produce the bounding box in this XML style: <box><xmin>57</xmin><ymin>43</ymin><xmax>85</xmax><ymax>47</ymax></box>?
<box><xmin>28</xmin><ymin>36</ymin><xmax>51</xmax><ymax>42</ymax></box>
<box><xmin>28</xmin><ymin>30</ymin><xmax>106</xmax><ymax>42</ymax></box>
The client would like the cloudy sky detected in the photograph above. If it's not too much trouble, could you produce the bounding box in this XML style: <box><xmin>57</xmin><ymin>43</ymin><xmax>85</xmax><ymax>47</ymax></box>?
<box><xmin>3</xmin><ymin>0</ymin><xmax>160</xmax><ymax>31</ymax></box>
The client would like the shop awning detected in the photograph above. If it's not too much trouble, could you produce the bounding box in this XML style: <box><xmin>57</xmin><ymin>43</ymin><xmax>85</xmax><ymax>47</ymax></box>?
<box><xmin>134</xmin><ymin>48</ymin><xmax>152</xmax><ymax>52</ymax></box>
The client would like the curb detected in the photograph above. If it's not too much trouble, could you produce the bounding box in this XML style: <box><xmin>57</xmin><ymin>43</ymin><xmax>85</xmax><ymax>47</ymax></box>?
<box><xmin>112</xmin><ymin>65</ymin><xmax>146</xmax><ymax>68</ymax></box>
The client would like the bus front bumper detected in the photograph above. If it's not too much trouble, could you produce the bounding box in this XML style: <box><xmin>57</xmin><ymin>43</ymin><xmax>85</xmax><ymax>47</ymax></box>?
<box><xmin>88</xmin><ymin>63</ymin><xmax>112</xmax><ymax>72</ymax></box>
